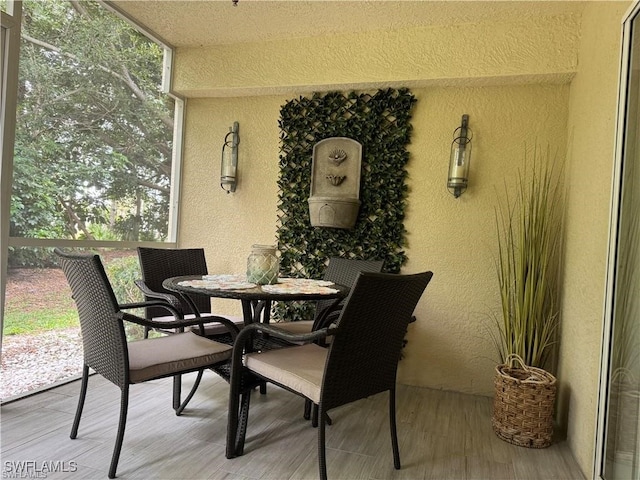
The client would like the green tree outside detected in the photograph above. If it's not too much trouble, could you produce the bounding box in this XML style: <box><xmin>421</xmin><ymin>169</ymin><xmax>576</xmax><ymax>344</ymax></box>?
<box><xmin>11</xmin><ymin>0</ymin><xmax>173</xmax><ymax>266</ymax></box>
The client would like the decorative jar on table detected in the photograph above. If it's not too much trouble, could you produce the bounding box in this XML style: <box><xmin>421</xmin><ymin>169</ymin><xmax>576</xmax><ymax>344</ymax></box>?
<box><xmin>246</xmin><ymin>244</ymin><xmax>279</xmax><ymax>285</ymax></box>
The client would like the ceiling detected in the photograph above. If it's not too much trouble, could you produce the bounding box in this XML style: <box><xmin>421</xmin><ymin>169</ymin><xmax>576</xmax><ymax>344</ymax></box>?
<box><xmin>108</xmin><ymin>0</ymin><xmax>588</xmax><ymax>48</ymax></box>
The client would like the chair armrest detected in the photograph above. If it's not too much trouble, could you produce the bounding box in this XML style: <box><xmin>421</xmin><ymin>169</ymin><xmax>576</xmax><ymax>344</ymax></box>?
<box><xmin>232</xmin><ymin>323</ymin><xmax>332</xmax><ymax>357</ymax></box>
<box><xmin>312</xmin><ymin>297</ymin><xmax>344</xmax><ymax>331</ymax></box>
<box><xmin>118</xmin><ymin>310</ymin><xmax>240</xmax><ymax>340</ymax></box>
<box><xmin>134</xmin><ymin>279</ymin><xmax>183</xmax><ymax>313</ymax></box>
<box><xmin>315</xmin><ymin>309</ymin><xmax>341</xmax><ymax>330</ymax></box>
<box><xmin>119</xmin><ymin>300</ymin><xmax>182</xmax><ymax>318</ymax></box>
<box><xmin>190</xmin><ymin>315</ymin><xmax>241</xmax><ymax>340</ymax></box>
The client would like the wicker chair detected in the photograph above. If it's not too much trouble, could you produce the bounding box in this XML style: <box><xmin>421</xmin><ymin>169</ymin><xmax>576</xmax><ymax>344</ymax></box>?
<box><xmin>55</xmin><ymin>249</ymin><xmax>248</xmax><ymax>479</ymax></box>
<box><xmin>226</xmin><ymin>270</ymin><xmax>434</xmax><ymax>480</ymax></box>
<box><xmin>275</xmin><ymin>257</ymin><xmax>384</xmax><ymax>422</ymax></box>
<box><xmin>274</xmin><ymin>257</ymin><xmax>384</xmax><ymax>336</ymax></box>
<box><xmin>136</xmin><ymin>247</ymin><xmax>245</xmax><ymax>340</ymax></box>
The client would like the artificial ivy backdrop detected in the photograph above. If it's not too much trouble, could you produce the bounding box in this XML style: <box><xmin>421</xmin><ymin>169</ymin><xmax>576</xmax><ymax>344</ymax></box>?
<box><xmin>276</xmin><ymin>88</ymin><xmax>416</xmax><ymax>321</ymax></box>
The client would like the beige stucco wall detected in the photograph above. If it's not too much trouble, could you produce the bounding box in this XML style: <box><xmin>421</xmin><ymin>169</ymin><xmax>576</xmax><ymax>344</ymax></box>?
<box><xmin>175</xmin><ymin>3</ymin><xmax>630</xmax><ymax>478</ymax></box>
<box><xmin>400</xmin><ymin>84</ymin><xmax>569</xmax><ymax>393</ymax></box>
<box><xmin>181</xmin><ymin>84</ymin><xmax>570</xmax><ymax>397</ymax></box>
<box><xmin>559</xmin><ymin>2</ymin><xmax>631</xmax><ymax>477</ymax></box>
<box><xmin>177</xmin><ymin>7</ymin><xmax>579</xmax><ymax>399</ymax></box>
<box><xmin>173</xmin><ymin>15</ymin><xmax>579</xmax><ymax>97</ymax></box>
<box><xmin>180</xmin><ymin>95</ymin><xmax>284</xmax><ymax>308</ymax></box>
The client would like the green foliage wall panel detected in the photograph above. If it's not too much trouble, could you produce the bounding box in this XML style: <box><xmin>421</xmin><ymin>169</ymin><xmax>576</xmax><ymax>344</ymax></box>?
<box><xmin>276</xmin><ymin>89</ymin><xmax>416</xmax><ymax>287</ymax></box>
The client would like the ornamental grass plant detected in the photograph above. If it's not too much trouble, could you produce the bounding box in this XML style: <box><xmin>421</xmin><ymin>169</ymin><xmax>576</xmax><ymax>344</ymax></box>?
<box><xmin>493</xmin><ymin>147</ymin><xmax>563</xmax><ymax>369</ymax></box>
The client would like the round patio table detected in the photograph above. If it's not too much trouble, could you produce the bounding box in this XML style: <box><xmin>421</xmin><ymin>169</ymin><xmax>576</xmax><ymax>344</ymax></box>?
<box><xmin>162</xmin><ymin>275</ymin><xmax>349</xmax><ymax>327</ymax></box>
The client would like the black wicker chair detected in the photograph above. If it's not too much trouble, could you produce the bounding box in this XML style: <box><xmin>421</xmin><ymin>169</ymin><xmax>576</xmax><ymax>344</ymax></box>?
<box><xmin>275</xmin><ymin>257</ymin><xmax>384</xmax><ymax>335</ymax></box>
<box><xmin>136</xmin><ymin>247</ymin><xmax>256</xmax><ymax>401</ymax></box>
<box><xmin>226</xmin><ymin>270</ymin><xmax>434</xmax><ymax>480</ymax></box>
<box><xmin>274</xmin><ymin>257</ymin><xmax>384</xmax><ymax>422</ymax></box>
<box><xmin>55</xmin><ymin>249</ymin><xmax>248</xmax><ymax>479</ymax></box>
<box><xmin>136</xmin><ymin>247</ymin><xmax>244</xmax><ymax>340</ymax></box>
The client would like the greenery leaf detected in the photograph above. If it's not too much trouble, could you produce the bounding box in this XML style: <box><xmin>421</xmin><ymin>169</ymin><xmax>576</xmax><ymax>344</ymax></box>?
<box><xmin>275</xmin><ymin>89</ymin><xmax>416</xmax><ymax>320</ymax></box>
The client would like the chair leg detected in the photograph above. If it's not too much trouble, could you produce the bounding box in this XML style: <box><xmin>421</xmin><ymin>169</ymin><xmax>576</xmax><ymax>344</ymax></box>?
<box><xmin>304</xmin><ymin>399</ymin><xmax>312</xmax><ymax>420</ymax></box>
<box><xmin>175</xmin><ymin>369</ymin><xmax>204</xmax><ymax>416</ymax></box>
<box><xmin>389</xmin><ymin>388</ymin><xmax>401</xmax><ymax>470</ymax></box>
<box><xmin>311</xmin><ymin>404</ymin><xmax>332</xmax><ymax>427</ymax></box>
<box><xmin>235</xmin><ymin>390</ymin><xmax>252</xmax><ymax>456</ymax></box>
<box><xmin>318</xmin><ymin>404</ymin><xmax>328</xmax><ymax>480</ymax></box>
<box><xmin>173</xmin><ymin>374</ymin><xmax>181</xmax><ymax>411</ymax></box>
<box><xmin>70</xmin><ymin>364</ymin><xmax>90</xmax><ymax>439</ymax></box>
<box><xmin>108</xmin><ymin>385</ymin><xmax>130</xmax><ymax>479</ymax></box>
<box><xmin>227</xmin><ymin>376</ymin><xmax>252</xmax><ymax>459</ymax></box>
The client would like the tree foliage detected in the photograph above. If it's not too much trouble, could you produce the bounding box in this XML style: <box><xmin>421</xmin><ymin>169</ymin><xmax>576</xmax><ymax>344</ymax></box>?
<box><xmin>11</xmin><ymin>0</ymin><xmax>173</xmax><ymax>258</ymax></box>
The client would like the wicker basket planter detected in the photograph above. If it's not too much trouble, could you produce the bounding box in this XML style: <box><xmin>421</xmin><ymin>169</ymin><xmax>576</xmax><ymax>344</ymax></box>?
<box><xmin>492</xmin><ymin>355</ymin><xmax>557</xmax><ymax>448</ymax></box>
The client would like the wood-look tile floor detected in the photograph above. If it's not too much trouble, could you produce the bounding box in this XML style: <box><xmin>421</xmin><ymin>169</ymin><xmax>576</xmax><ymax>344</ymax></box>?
<box><xmin>1</xmin><ymin>372</ymin><xmax>585</xmax><ymax>479</ymax></box>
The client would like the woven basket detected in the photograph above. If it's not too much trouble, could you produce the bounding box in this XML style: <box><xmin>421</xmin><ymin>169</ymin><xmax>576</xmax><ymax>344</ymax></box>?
<box><xmin>492</xmin><ymin>354</ymin><xmax>557</xmax><ymax>448</ymax></box>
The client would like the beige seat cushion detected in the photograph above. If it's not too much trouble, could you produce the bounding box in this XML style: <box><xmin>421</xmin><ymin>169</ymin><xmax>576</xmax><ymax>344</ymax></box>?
<box><xmin>128</xmin><ymin>331</ymin><xmax>232</xmax><ymax>383</ymax></box>
<box><xmin>273</xmin><ymin>320</ymin><xmax>334</xmax><ymax>345</ymax></box>
<box><xmin>273</xmin><ymin>320</ymin><xmax>314</xmax><ymax>335</ymax></box>
<box><xmin>245</xmin><ymin>343</ymin><xmax>328</xmax><ymax>403</ymax></box>
<box><xmin>151</xmin><ymin>313</ymin><xmax>244</xmax><ymax>336</ymax></box>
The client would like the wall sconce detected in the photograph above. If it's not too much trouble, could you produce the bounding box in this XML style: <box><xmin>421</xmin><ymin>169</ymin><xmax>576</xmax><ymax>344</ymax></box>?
<box><xmin>221</xmin><ymin>121</ymin><xmax>239</xmax><ymax>193</ymax></box>
<box><xmin>447</xmin><ymin>114</ymin><xmax>472</xmax><ymax>198</ymax></box>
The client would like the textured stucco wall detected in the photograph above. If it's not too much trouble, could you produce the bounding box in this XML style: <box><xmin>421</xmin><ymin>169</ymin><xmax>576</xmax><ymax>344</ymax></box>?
<box><xmin>179</xmin><ymin>96</ymin><xmax>284</xmax><ymax>316</ymax></box>
<box><xmin>173</xmin><ymin>16</ymin><xmax>580</xmax><ymax>97</ymax></box>
<box><xmin>177</xmin><ymin>11</ymin><xmax>578</xmax><ymax>396</ymax></box>
<box><xmin>181</xmin><ymin>84</ymin><xmax>569</xmax><ymax>397</ymax></box>
<box><xmin>175</xmin><ymin>3</ymin><xmax>630</xmax><ymax>478</ymax></box>
<box><xmin>400</xmin><ymin>84</ymin><xmax>568</xmax><ymax>393</ymax></box>
<box><xmin>559</xmin><ymin>2</ymin><xmax>630</xmax><ymax>477</ymax></box>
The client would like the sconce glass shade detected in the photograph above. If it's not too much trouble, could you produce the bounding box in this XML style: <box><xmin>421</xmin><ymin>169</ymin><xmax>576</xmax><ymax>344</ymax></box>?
<box><xmin>447</xmin><ymin>114</ymin><xmax>472</xmax><ymax>198</ymax></box>
<box><xmin>221</xmin><ymin>122</ymin><xmax>239</xmax><ymax>193</ymax></box>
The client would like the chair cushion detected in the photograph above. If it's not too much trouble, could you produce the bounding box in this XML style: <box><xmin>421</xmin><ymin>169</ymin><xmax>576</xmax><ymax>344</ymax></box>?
<box><xmin>151</xmin><ymin>313</ymin><xmax>244</xmax><ymax>336</ymax></box>
<box><xmin>245</xmin><ymin>343</ymin><xmax>327</xmax><ymax>403</ymax></box>
<box><xmin>128</xmin><ymin>331</ymin><xmax>232</xmax><ymax>383</ymax></box>
<box><xmin>273</xmin><ymin>320</ymin><xmax>314</xmax><ymax>335</ymax></box>
<box><xmin>189</xmin><ymin>315</ymin><xmax>244</xmax><ymax>336</ymax></box>
<box><xmin>273</xmin><ymin>320</ymin><xmax>334</xmax><ymax>345</ymax></box>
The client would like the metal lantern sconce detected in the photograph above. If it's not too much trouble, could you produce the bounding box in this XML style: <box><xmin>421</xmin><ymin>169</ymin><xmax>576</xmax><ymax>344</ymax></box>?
<box><xmin>220</xmin><ymin>122</ymin><xmax>239</xmax><ymax>193</ymax></box>
<box><xmin>447</xmin><ymin>114</ymin><xmax>472</xmax><ymax>198</ymax></box>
